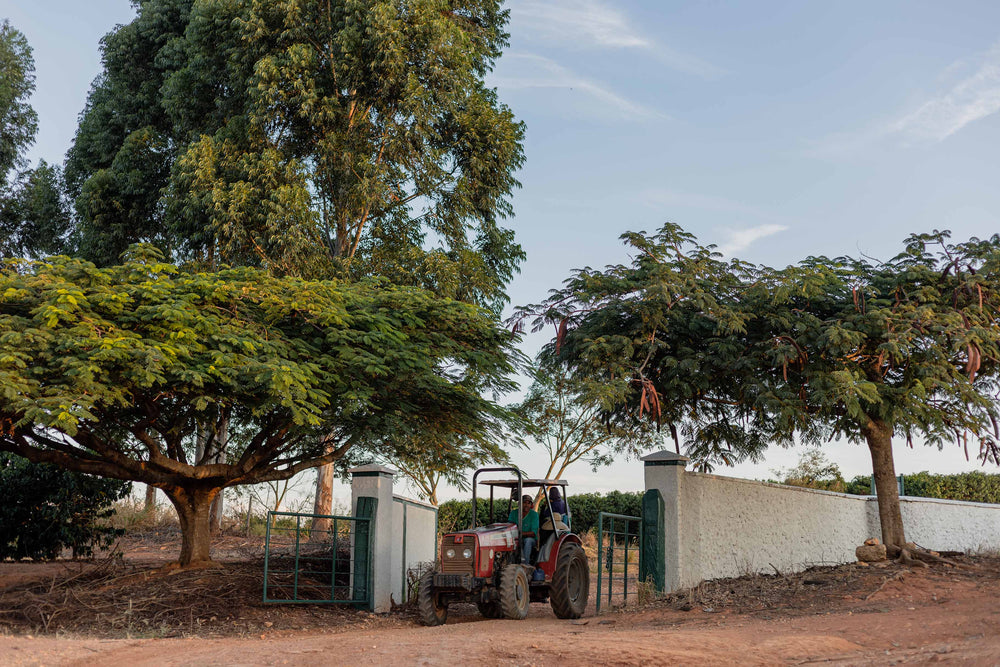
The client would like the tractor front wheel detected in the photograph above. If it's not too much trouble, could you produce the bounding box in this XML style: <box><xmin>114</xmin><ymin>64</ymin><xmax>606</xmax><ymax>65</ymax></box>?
<box><xmin>418</xmin><ymin>571</ymin><xmax>448</xmax><ymax>626</ymax></box>
<box><xmin>499</xmin><ymin>565</ymin><xmax>530</xmax><ymax>619</ymax></box>
<box><xmin>550</xmin><ymin>543</ymin><xmax>589</xmax><ymax>619</ymax></box>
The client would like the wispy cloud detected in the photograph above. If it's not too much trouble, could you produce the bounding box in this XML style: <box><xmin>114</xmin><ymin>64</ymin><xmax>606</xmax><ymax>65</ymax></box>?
<box><xmin>890</xmin><ymin>44</ymin><xmax>1000</xmax><ymax>143</ymax></box>
<box><xmin>512</xmin><ymin>0</ymin><xmax>649</xmax><ymax>49</ymax></box>
<box><xmin>716</xmin><ymin>224</ymin><xmax>788</xmax><ymax>256</ymax></box>
<box><xmin>509</xmin><ymin>0</ymin><xmax>723</xmax><ymax>79</ymax></box>
<box><xmin>811</xmin><ymin>42</ymin><xmax>1000</xmax><ymax>157</ymax></box>
<box><xmin>492</xmin><ymin>54</ymin><xmax>665</xmax><ymax>121</ymax></box>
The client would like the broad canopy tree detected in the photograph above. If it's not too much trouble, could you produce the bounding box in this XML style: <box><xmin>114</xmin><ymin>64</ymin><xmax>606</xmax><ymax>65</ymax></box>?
<box><xmin>0</xmin><ymin>248</ymin><xmax>517</xmax><ymax>566</ymax></box>
<box><xmin>516</xmin><ymin>224</ymin><xmax>1000</xmax><ymax>548</ymax></box>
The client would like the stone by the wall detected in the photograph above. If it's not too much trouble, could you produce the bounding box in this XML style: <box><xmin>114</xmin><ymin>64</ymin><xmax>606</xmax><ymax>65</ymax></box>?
<box><xmin>856</xmin><ymin>544</ymin><xmax>887</xmax><ymax>562</ymax></box>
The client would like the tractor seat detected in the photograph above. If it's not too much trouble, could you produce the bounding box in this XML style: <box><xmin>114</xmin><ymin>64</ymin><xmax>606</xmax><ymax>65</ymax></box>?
<box><xmin>540</xmin><ymin>512</ymin><xmax>569</xmax><ymax>532</ymax></box>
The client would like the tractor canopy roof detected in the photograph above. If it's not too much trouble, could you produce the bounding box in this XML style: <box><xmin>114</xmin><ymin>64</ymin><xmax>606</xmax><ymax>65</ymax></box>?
<box><xmin>479</xmin><ymin>479</ymin><xmax>568</xmax><ymax>489</ymax></box>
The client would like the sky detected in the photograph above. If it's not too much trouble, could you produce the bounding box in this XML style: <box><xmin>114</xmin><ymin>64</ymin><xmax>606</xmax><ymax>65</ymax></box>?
<box><xmin>4</xmin><ymin>0</ymin><xmax>1000</xmax><ymax>502</ymax></box>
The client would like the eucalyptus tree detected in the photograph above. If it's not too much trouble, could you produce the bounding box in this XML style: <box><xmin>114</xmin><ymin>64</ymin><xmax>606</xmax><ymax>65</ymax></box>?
<box><xmin>0</xmin><ymin>247</ymin><xmax>517</xmax><ymax>566</ymax></box>
<box><xmin>0</xmin><ymin>20</ymin><xmax>36</xmax><ymax>195</ymax></box>
<box><xmin>516</xmin><ymin>225</ymin><xmax>1000</xmax><ymax>548</ymax></box>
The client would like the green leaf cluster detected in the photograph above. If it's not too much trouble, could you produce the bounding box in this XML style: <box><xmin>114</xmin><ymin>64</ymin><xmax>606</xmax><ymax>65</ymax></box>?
<box><xmin>0</xmin><ymin>247</ymin><xmax>518</xmax><ymax>489</ymax></box>
<box><xmin>0</xmin><ymin>452</ymin><xmax>131</xmax><ymax>561</ymax></box>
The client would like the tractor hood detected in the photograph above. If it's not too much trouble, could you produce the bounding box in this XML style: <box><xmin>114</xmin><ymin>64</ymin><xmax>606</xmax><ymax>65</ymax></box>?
<box><xmin>449</xmin><ymin>522</ymin><xmax>518</xmax><ymax>549</ymax></box>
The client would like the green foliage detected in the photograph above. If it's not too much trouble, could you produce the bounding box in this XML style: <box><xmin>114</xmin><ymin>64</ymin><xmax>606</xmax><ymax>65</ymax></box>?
<box><xmin>513</xmin><ymin>361</ymin><xmax>661</xmax><ymax>480</ymax></box>
<box><xmin>437</xmin><ymin>497</ymin><xmax>513</xmax><ymax>533</ymax></box>
<box><xmin>0</xmin><ymin>20</ymin><xmax>37</xmax><ymax>193</ymax></box>
<box><xmin>1</xmin><ymin>160</ymin><xmax>74</xmax><ymax>258</ymax></box>
<box><xmin>564</xmin><ymin>491</ymin><xmax>643</xmax><ymax>534</ymax></box>
<box><xmin>772</xmin><ymin>447</ymin><xmax>846</xmax><ymax>492</ymax></box>
<box><xmin>514</xmin><ymin>224</ymin><xmax>1000</xmax><ymax>544</ymax></box>
<box><xmin>0</xmin><ymin>453</ymin><xmax>131</xmax><ymax>560</ymax></box>
<box><xmin>67</xmin><ymin>0</ymin><xmax>525</xmax><ymax>313</ymax></box>
<box><xmin>437</xmin><ymin>490</ymin><xmax>643</xmax><ymax>536</ymax></box>
<box><xmin>0</xmin><ymin>248</ymin><xmax>517</xmax><ymax>563</ymax></box>
<box><xmin>846</xmin><ymin>471</ymin><xmax>1000</xmax><ymax>503</ymax></box>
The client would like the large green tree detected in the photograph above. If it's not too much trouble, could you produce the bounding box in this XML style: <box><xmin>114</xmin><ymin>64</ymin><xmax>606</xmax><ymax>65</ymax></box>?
<box><xmin>66</xmin><ymin>0</ymin><xmax>524</xmax><ymax>308</ymax></box>
<box><xmin>0</xmin><ymin>248</ymin><xmax>516</xmax><ymax>566</ymax></box>
<box><xmin>516</xmin><ymin>225</ymin><xmax>1000</xmax><ymax>548</ymax></box>
<box><xmin>66</xmin><ymin>0</ymin><xmax>526</xmax><ymax>513</ymax></box>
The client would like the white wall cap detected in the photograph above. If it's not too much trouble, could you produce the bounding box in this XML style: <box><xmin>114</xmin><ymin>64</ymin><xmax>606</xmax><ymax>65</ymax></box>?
<box><xmin>349</xmin><ymin>463</ymin><xmax>397</xmax><ymax>476</ymax></box>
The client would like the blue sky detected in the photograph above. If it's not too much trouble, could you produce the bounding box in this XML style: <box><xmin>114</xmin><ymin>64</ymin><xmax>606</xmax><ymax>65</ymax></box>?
<box><xmin>5</xmin><ymin>0</ymin><xmax>1000</xmax><ymax>497</ymax></box>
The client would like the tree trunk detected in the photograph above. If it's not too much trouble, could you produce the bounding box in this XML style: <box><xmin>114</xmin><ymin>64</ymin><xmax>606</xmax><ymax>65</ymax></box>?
<box><xmin>163</xmin><ymin>485</ymin><xmax>220</xmax><ymax>567</ymax></box>
<box><xmin>310</xmin><ymin>462</ymin><xmax>335</xmax><ymax>539</ymax></box>
<box><xmin>209</xmin><ymin>417</ymin><xmax>228</xmax><ymax>535</ymax></box>
<box><xmin>862</xmin><ymin>417</ymin><xmax>906</xmax><ymax>547</ymax></box>
<box><xmin>144</xmin><ymin>484</ymin><xmax>157</xmax><ymax>514</ymax></box>
<box><xmin>197</xmin><ymin>417</ymin><xmax>228</xmax><ymax>535</ymax></box>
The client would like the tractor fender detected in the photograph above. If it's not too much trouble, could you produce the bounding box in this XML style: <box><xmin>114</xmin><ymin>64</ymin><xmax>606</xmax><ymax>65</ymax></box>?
<box><xmin>538</xmin><ymin>533</ymin><xmax>582</xmax><ymax>579</ymax></box>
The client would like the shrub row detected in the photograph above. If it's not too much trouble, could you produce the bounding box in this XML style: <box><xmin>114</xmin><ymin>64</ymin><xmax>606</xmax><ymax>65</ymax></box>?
<box><xmin>437</xmin><ymin>490</ymin><xmax>644</xmax><ymax>535</ymax></box>
<box><xmin>845</xmin><ymin>470</ymin><xmax>1000</xmax><ymax>503</ymax></box>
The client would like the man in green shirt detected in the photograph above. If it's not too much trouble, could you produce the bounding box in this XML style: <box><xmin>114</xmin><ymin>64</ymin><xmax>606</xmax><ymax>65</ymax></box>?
<box><xmin>507</xmin><ymin>494</ymin><xmax>539</xmax><ymax>564</ymax></box>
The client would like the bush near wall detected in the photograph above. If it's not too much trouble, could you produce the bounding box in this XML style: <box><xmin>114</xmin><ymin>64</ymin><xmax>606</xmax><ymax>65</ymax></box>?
<box><xmin>845</xmin><ymin>471</ymin><xmax>1000</xmax><ymax>503</ymax></box>
<box><xmin>0</xmin><ymin>453</ymin><xmax>132</xmax><ymax>560</ymax></box>
<box><xmin>437</xmin><ymin>491</ymin><xmax>644</xmax><ymax>535</ymax></box>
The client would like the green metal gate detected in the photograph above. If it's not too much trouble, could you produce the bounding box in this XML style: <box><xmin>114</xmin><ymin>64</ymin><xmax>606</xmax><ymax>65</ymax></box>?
<box><xmin>262</xmin><ymin>498</ymin><xmax>376</xmax><ymax>607</ymax></box>
<box><xmin>595</xmin><ymin>511</ymin><xmax>642</xmax><ymax>614</ymax></box>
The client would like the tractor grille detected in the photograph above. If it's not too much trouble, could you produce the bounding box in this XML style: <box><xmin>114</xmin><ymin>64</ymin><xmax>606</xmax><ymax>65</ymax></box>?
<box><xmin>440</xmin><ymin>535</ymin><xmax>475</xmax><ymax>574</ymax></box>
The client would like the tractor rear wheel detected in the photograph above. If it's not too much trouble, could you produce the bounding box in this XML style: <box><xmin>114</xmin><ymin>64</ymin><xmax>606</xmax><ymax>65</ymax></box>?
<box><xmin>418</xmin><ymin>571</ymin><xmax>448</xmax><ymax>626</ymax></box>
<box><xmin>550</xmin><ymin>543</ymin><xmax>589</xmax><ymax>619</ymax></box>
<box><xmin>499</xmin><ymin>565</ymin><xmax>530</xmax><ymax>619</ymax></box>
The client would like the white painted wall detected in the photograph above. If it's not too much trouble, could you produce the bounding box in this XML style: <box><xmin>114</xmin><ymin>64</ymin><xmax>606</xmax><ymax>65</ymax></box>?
<box><xmin>899</xmin><ymin>496</ymin><xmax>1000</xmax><ymax>552</ymax></box>
<box><xmin>675</xmin><ymin>473</ymin><xmax>873</xmax><ymax>589</ymax></box>
<box><xmin>646</xmin><ymin>461</ymin><xmax>1000</xmax><ymax>592</ymax></box>
<box><xmin>389</xmin><ymin>496</ymin><xmax>438</xmax><ymax>606</ymax></box>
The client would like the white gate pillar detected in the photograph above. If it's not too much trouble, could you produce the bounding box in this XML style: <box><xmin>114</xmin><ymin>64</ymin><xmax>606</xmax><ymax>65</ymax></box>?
<box><xmin>350</xmin><ymin>464</ymin><xmax>396</xmax><ymax>612</ymax></box>
<box><xmin>642</xmin><ymin>450</ymin><xmax>689</xmax><ymax>593</ymax></box>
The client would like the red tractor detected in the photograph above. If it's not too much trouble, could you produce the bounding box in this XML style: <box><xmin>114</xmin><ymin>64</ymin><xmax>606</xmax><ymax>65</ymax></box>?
<box><xmin>419</xmin><ymin>467</ymin><xmax>590</xmax><ymax>625</ymax></box>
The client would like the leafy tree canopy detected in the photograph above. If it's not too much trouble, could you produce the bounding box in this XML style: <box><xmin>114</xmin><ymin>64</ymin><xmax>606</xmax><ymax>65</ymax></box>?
<box><xmin>515</xmin><ymin>224</ymin><xmax>1000</xmax><ymax>546</ymax></box>
<box><xmin>0</xmin><ymin>246</ymin><xmax>518</xmax><ymax>564</ymax></box>
<box><xmin>66</xmin><ymin>0</ymin><xmax>525</xmax><ymax>313</ymax></box>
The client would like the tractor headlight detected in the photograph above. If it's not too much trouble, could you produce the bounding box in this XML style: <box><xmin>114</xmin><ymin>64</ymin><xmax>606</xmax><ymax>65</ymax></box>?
<box><xmin>446</xmin><ymin>548</ymin><xmax>456</xmax><ymax>558</ymax></box>
<box><xmin>462</xmin><ymin>548</ymin><xmax>473</xmax><ymax>559</ymax></box>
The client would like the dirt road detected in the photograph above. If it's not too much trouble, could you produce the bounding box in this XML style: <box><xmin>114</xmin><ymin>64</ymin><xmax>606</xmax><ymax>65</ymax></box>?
<box><xmin>4</xmin><ymin>562</ymin><xmax>1000</xmax><ymax>666</ymax></box>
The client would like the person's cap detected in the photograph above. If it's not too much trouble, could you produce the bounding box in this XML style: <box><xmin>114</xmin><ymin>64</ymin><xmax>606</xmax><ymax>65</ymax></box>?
<box><xmin>521</xmin><ymin>494</ymin><xmax>533</xmax><ymax>503</ymax></box>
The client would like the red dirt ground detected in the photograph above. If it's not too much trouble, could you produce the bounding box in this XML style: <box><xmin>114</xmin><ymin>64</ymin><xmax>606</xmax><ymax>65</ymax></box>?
<box><xmin>2</xmin><ymin>532</ymin><xmax>999</xmax><ymax>665</ymax></box>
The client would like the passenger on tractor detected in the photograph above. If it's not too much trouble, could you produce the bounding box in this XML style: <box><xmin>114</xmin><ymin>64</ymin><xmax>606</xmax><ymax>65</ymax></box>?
<box><xmin>507</xmin><ymin>494</ymin><xmax>539</xmax><ymax>564</ymax></box>
<box><xmin>538</xmin><ymin>487</ymin><xmax>570</xmax><ymax>563</ymax></box>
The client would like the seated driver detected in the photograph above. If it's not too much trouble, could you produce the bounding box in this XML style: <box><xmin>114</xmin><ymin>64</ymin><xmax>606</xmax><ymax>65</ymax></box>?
<box><xmin>507</xmin><ymin>494</ymin><xmax>539</xmax><ymax>564</ymax></box>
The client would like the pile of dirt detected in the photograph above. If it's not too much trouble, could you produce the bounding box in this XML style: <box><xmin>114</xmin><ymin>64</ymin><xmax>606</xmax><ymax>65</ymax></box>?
<box><xmin>651</xmin><ymin>554</ymin><xmax>1000</xmax><ymax>618</ymax></box>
